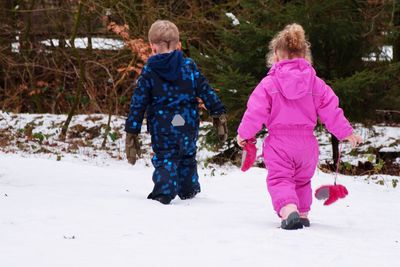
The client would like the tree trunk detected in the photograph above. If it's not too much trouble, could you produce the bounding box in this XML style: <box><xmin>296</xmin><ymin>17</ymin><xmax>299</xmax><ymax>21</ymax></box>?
<box><xmin>61</xmin><ymin>1</ymin><xmax>85</xmax><ymax>139</ymax></box>
<box><xmin>0</xmin><ymin>0</ymin><xmax>14</xmax><ymax>53</ymax></box>
<box><xmin>20</xmin><ymin>0</ymin><xmax>42</xmax><ymax>112</ymax></box>
<box><xmin>0</xmin><ymin>0</ymin><xmax>15</xmax><ymax>102</ymax></box>
<box><xmin>393</xmin><ymin>3</ymin><xmax>400</xmax><ymax>62</ymax></box>
<box><xmin>86</xmin><ymin>9</ymin><xmax>93</xmax><ymax>53</ymax></box>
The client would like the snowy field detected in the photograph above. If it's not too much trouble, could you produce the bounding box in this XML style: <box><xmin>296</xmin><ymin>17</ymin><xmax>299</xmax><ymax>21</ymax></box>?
<box><xmin>1</xmin><ymin>154</ymin><xmax>399</xmax><ymax>267</ymax></box>
<box><xmin>1</xmin><ymin>112</ymin><xmax>400</xmax><ymax>266</ymax></box>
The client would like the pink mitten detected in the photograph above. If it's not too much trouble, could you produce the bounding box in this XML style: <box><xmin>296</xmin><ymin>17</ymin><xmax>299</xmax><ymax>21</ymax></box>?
<box><xmin>240</xmin><ymin>138</ymin><xmax>257</xmax><ymax>172</ymax></box>
<box><xmin>315</xmin><ymin>184</ymin><xmax>348</xmax><ymax>205</ymax></box>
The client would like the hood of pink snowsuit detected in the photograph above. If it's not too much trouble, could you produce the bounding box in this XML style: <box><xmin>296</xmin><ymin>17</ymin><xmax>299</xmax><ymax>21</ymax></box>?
<box><xmin>269</xmin><ymin>58</ymin><xmax>315</xmax><ymax>100</ymax></box>
<box><xmin>237</xmin><ymin>58</ymin><xmax>353</xmax><ymax>141</ymax></box>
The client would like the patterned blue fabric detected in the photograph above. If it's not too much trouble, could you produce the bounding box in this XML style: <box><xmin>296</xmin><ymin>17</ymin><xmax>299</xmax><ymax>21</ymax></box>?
<box><xmin>125</xmin><ymin>50</ymin><xmax>225</xmax><ymax>199</ymax></box>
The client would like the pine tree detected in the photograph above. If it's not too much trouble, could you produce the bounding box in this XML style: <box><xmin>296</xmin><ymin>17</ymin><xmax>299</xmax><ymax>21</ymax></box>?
<box><xmin>191</xmin><ymin>0</ymin><xmax>398</xmax><ymax>162</ymax></box>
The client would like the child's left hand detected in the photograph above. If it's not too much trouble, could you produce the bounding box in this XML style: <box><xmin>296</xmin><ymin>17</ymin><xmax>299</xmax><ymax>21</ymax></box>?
<box><xmin>345</xmin><ymin>134</ymin><xmax>363</xmax><ymax>147</ymax></box>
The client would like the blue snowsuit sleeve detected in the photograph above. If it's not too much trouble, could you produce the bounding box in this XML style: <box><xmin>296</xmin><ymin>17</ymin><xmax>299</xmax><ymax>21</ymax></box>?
<box><xmin>125</xmin><ymin>71</ymin><xmax>152</xmax><ymax>134</ymax></box>
<box><xmin>192</xmin><ymin>62</ymin><xmax>226</xmax><ymax>116</ymax></box>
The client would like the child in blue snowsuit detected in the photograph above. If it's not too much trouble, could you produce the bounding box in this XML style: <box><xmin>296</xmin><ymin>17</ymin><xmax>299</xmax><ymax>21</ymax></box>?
<box><xmin>125</xmin><ymin>20</ymin><xmax>227</xmax><ymax>204</ymax></box>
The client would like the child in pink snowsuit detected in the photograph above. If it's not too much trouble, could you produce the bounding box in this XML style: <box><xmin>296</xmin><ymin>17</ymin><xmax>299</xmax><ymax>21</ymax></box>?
<box><xmin>237</xmin><ymin>23</ymin><xmax>362</xmax><ymax>230</ymax></box>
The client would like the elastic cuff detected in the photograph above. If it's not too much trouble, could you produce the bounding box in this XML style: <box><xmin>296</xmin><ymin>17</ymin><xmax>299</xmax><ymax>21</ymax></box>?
<box><xmin>125</xmin><ymin>127</ymin><xmax>141</xmax><ymax>134</ymax></box>
<box><xmin>237</xmin><ymin>130</ymin><xmax>254</xmax><ymax>141</ymax></box>
<box><xmin>337</xmin><ymin>128</ymin><xmax>353</xmax><ymax>141</ymax></box>
<box><xmin>298</xmin><ymin>207</ymin><xmax>311</xmax><ymax>213</ymax></box>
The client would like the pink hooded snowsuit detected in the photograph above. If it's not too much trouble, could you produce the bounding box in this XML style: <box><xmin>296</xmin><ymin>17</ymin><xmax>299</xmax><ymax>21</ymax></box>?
<box><xmin>237</xmin><ymin>58</ymin><xmax>353</xmax><ymax>215</ymax></box>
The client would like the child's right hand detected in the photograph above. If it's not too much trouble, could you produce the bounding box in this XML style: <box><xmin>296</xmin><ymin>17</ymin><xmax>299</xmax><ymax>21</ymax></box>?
<box><xmin>236</xmin><ymin>135</ymin><xmax>247</xmax><ymax>148</ymax></box>
<box><xmin>344</xmin><ymin>134</ymin><xmax>363</xmax><ymax>147</ymax></box>
<box><xmin>212</xmin><ymin>114</ymin><xmax>228</xmax><ymax>142</ymax></box>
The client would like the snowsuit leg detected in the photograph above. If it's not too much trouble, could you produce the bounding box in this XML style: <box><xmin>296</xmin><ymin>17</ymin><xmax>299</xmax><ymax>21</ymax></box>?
<box><xmin>263</xmin><ymin>129</ymin><xmax>318</xmax><ymax>216</ymax></box>
<box><xmin>177</xmin><ymin>137</ymin><xmax>200</xmax><ymax>198</ymax></box>
<box><xmin>264</xmin><ymin>136</ymin><xmax>299</xmax><ymax>214</ymax></box>
<box><xmin>150</xmin><ymin>132</ymin><xmax>200</xmax><ymax>200</ymax></box>
<box><xmin>293</xmin><ymin>146</ymin><xmax>318</xmax><ymax>213</ymax></box>
<box><xmin>150</xmin><ymin>134</ymin><xmax>180</xmax><ymax>199</ymax></box>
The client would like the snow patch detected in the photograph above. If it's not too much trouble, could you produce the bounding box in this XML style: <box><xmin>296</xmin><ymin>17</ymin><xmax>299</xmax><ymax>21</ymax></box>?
<box><xmin>362</xmin><ymin>45</ymin><xmax>393</xmax><ymax>61</ymax></box>
<box><xmin>225</xmin><ymin>12</ymin><xmax>240</xmax><ymax>26</ymax></box>
<box><xmin>11</xmin><ymin>37</ymin><xmax>125</xmax><ymax>53</ymax></box>
<box><xmin>41</xmin><ymin>37</ymin><xmax>124</xmax><ymax>50</ymax></box>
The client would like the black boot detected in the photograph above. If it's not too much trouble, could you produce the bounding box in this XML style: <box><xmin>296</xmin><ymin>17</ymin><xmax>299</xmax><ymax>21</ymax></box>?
<box><xmin>147</xmin><ymin>193</ymin><xmax>172</xmax><ymax>205</ymax></box>
<box><xmin>281</xmin><ymin>212</ymin><xmax>303</xmax><ymax>230</ymax></box>
<box><xmin>300</xmin><ymin>218</ymin><xmax>310</xmax><ymax>227</ymax></box>
<box><xmin>179</xmin><ymin>189</ymin><xmax>200</xmax><ymax>200</ymax></box>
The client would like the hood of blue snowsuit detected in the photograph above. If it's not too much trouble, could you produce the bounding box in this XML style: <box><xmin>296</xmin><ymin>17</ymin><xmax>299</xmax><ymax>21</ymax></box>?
<box><xmin>147</xmin><ymin>50</ymin><xmax>184</xmax><ymax>82</ymax></box>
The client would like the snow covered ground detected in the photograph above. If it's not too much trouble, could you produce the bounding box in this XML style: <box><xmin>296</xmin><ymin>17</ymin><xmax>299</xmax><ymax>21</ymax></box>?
<box><xmin>1</xmin><ymin>153</ymin><xmax>399</xmax><ymax>267</ymax></box>
<box><xmin>1</xmin><ymin>111</ymin><xmax>399</xmax><ymax>166</ymax></box>
<box><xmin>1</xmin><ymin>112</ymin><xmax>400</xmax><ymax>266</ymax></box>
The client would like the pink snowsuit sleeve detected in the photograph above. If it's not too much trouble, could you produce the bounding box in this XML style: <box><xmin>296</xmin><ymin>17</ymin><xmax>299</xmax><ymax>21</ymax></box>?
<box><xmin>237</xmin><ymin>78</ymin><xmax>272</xmax><ymax>140</ymax></box>
<box><xmin>313</xmin><ymin>78</ymin><xmax>353</xmax><ymax>141</ymax></box>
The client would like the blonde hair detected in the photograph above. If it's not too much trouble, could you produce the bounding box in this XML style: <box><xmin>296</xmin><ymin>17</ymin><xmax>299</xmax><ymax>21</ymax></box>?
<box><xmin>266</xmin><ymin>23</ymin><xmax>312</xmax><ymax>67</ymax></box>
<box><xmin>148</xmin><ymin>20</ymin><xmax>180</xmax><ymax>50</ymax></box>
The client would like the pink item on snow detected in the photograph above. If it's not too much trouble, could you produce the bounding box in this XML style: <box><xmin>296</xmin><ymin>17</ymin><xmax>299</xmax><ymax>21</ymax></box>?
<box><xmin>237</xmin><ymin>58</ymin><xmax>353</xmax><ymax>215</ymax></box>
<box><xmin>315</xmin><ymin>143</ymin><xmax>348</xmax><ymax>206</ymax></box>
<box><xmin>240</xmin><ymin>138</ymin><xmax>257</xmax><ymax>172</ymax></box>
<box><xmin>315</xmin><ymin>184</ymin><xmax>348</xmax><ymax>206</ymax></box>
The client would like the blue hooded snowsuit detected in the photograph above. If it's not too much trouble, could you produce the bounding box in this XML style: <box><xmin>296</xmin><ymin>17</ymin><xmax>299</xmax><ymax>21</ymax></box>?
<box><xmin>125</xmin><ymin>50</ymin><xmax>225</xmax><ymax>200</ymax></box>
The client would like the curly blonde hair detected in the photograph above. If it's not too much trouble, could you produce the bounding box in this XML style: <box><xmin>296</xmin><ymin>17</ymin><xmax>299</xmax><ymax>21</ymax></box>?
<box><xmin>266</xmin><ymin>23</ymin><xmax>312</xmax><ymax>67</ymax></box>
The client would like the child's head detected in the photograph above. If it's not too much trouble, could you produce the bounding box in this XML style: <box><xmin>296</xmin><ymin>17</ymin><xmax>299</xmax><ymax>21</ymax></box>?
<box><xmin>266</xmin><ymin>23</ymin><xmax>312</xmax><ymax>67</ymax></box>
<box><xmin>148</xmin><ymin>20</ymin><xmax>181</xmax><ymax>54</ymax></box>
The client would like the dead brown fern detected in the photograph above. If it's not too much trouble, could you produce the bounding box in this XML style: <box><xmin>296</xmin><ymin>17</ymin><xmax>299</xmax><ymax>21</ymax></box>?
<box><xmin>101</xmin><ymin>21</ymin><xmax>152</xmax><ymax>147</ymax></box>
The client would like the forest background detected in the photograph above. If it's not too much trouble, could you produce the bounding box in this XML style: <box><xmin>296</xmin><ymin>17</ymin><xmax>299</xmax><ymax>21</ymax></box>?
<box><xmin>0</xmin><ymin>0</ymin><xmax>399</xmax><ymax>165</ymax></box>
